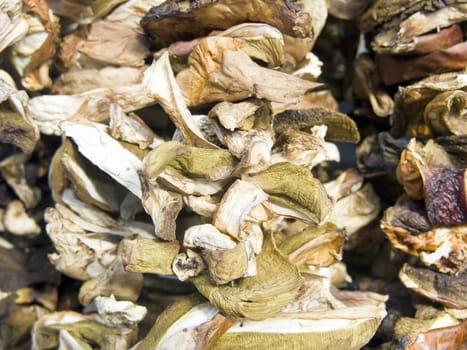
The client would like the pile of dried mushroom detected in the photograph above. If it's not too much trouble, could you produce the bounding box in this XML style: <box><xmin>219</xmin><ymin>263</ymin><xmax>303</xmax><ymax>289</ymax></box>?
<box><xmin>0</xmin><ymin>0</ymin><xmax>466</xmax><ymax>349</ymax></box>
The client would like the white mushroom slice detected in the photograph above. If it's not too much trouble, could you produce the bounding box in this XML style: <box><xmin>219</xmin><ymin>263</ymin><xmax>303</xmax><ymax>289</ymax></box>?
<box><xmin>3</xmin><ymin>200</ymin><xmax>40</xmax><ymax>236</ymax></box>
<box><xmin>184</xmin><ymin>224</ymin><xmax>236</xmax><ymax>251</ymax></box>
<box><xmin>0</xmin><ymin>0</ymin><xmax>28</xmax><ymax>53</ymax></box>
<box><xmin>95</xmin><ymin>295</ymin><xmax>147</xmax><ymax>328</ymax></box>
<box><xmin>324</xmin><ymin>168</ymin><xmax>364</xmax><ymax>201</ymax></box>
<box><xmin>184</xmin><ymin>195</ymin><xmax>218</xmax><ymax>218</ymax></box>
<box><xmin>109</xmin><ymin>104</ymin><xmax>160</xmax><ymax>149</ymax></box>
<box><xmin>213</xmin><ymin>180</ymin><xmax>268</xmax><ymax>240</ymax></box>
<box><xmin>172</xmin><ymin>249</ymin><xmax>206</xmax><ymax>281</ymax></box>
<box><xmin>292</xmin><ymin>52</ymin><xmax>323</xmax><ymax>80</ymax></box>
<box><xmin>61</xmin><ymin>121</ymin><xmax>143</xmax><ymax>197</ymax></box>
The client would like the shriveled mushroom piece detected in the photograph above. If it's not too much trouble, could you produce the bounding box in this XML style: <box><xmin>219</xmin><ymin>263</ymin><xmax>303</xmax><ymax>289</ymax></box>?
<box><xmin>381</xmin><ymin>196</ymin><xmax>466</xmax><ymax>274</ymax></box>
<box><xmin>141</xmin><ymin>0</ymin><xmax>319</xmax><ymax>48</ymax></box>
<box><xmin>176</xmin><ymin>36</ymin><xmax>321</xmax><ymax>107</ymax></box>
<box><xmin>192</xmin><ymin>234</ymin><xmax>303</xmax><ymax>320</ymax></box>
<box><xmin>399</xmin><ymin>264</ymin><xmax>467</xmax><ymax>309</ymax></box>
<box><xmin>245</xmin><ymin>162</ymin><xmax>333</xmax><ymax>224</ymax></box>
<box><xmin>3</xmin><ymin>199</ymin><xmax>40</xmax><ymax>236</ymax></box>
<box><xmin>0</xmin><ymin>0</ymin><xmax>29</xmax><ymax>53</ymax></box>
<box><xmin>172</xmin><ymin>249</ymin><xmax>206</xmax><ymax>281</ymax></box>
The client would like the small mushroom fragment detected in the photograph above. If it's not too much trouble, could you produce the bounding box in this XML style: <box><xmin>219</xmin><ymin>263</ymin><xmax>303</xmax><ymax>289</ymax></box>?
<box><xmin>141</xmin><ymin>0</ymin><xmax>318</xmax><ymax>48</ymax></box>
<box><xmin>0</xmin><ymin>0</ymin><xmax>28</xmax><ymax>53</ymax></box>
<box><xmin>120</xmin><ymin>237</ymin><xmax>180</xmax><ymax>275</ymax></box>
<box><xmin>94</xmin><ymin>295</ymin><xmax>147</xmax><ymax>329</ymax></box>
<box><xmin>399</xmin><ymin>264</ymin><xmax>467</xmax><ymax>309</ymax></box>
<box><xmin>172</xmin><ymin>249</ymin><xmax>206</xmax><ymax>281</ymax></box>
<box><xmin>184</xmin><ymin>224</ymin><xmax>236</xmax><ymax>251</ymax></box>
<box><xmin>3</xmin><ymin>199</ymin><xmax>40</xmax><ymax>236</ymax></box>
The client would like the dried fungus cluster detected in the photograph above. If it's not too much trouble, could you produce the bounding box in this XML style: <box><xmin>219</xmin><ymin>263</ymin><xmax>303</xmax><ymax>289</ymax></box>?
<box><xmin>0</xmin><ymin>0</ymin><xmax>466</xmax><ymax>349</ymax></box>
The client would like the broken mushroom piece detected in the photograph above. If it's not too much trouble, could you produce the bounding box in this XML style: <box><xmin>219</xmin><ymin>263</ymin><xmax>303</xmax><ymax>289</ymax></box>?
<box><xmin>141</xmin><ymin>0</ymin><xmax>318</xmax><ymax>48</ymax></box>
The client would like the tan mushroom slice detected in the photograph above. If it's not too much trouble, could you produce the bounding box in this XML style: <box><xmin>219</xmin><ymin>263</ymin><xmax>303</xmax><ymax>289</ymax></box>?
<box><xmin>143</xmin><ymin>52</ymin><xmax>217</xmax><ymax>148</ymax></box>
<box><xmin>61</xmin><ymin>121</ymin><xmax>143</xmax><ymax>198</ymax></box>
<box><xmin>109</xmin><ymin>104</ymin><xmax>161</xmax><ymax>149</ymax></box>
<box><xmin>120</xmin><ymin>237</ymin><xmax>180</xmax><ymax>275</ymax></box>
<box><xmin>272</xmin><ymin>126</ymin><xmax>340</xmax><ymax>169</ymax></box>
<box><xmin>9</xmin><ymin>0</ymin><xmax>58</xmax><ymax>90</ymax></box>
<box><xmin>393</xmin><ymin>306</ymin><xmax>466</xmax><ymax>350</ymax></box>
<box><xmin>274</xmin><ymin>108</ymin><xmax>360</xmax><ymax>143</ymax></box>
<box><xmin>59</xmin><ymin>20</ymin><xmax>149</xmax><ymax>68</ymax></box>
<box><xmin>245</xmin><ymin>162</ymin><xmax>333</xmax><ymax>224</ymax></box>
<box><xmin>78</xmin><ymin>256</ymin><xmax>144</xmax><ymax>307</ymax></box>
<box><xmin>172</xmin><ymin>249</ymin><xmax>206</xmax><ymax>281</ymax></box>
<box><xmin>139</xmin><ymin>172</ymin><xmax>183</xmax><ymax>241</ymax></box>
<box><xmin>0</xmin><ymin>0</ymin><xmax>28</xmax><ymax>53</ymax></box>
<box><xmin>191</xmin><ymin>234</ymin><xmax>303</xmax><ymax>320</ymax></box>
<box><xmin>52</xmin><ymin>66</ymin><xmax>145</xmax><ymax>95</ymax></box>
<box><xmin>399</xmin><ymin>264</ymin><xmax>467</xmax><ymax>309</ymax></box>
<box><xmin>176</xmin><ymin>37</ymin><xmax>321</xmax><ymax>107</ymax></box>
<box><xmin>3</xmin><ymin>200</ymin><xmax>41</xmax><ymax>236</ymax></box>
<box><xmin>141</xmin><ymin>0</ymin><xmax>317</xmax><ymax>48</ymax></box>
<box><xmin>213</xmin><ymin>180</ymin><xmax>268</xmax><ymax>240</ymax></box>
<box><xmin>32</xmin><ymin>311</ymin><xmax>138</xmax><ymax>350</ymax></box>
